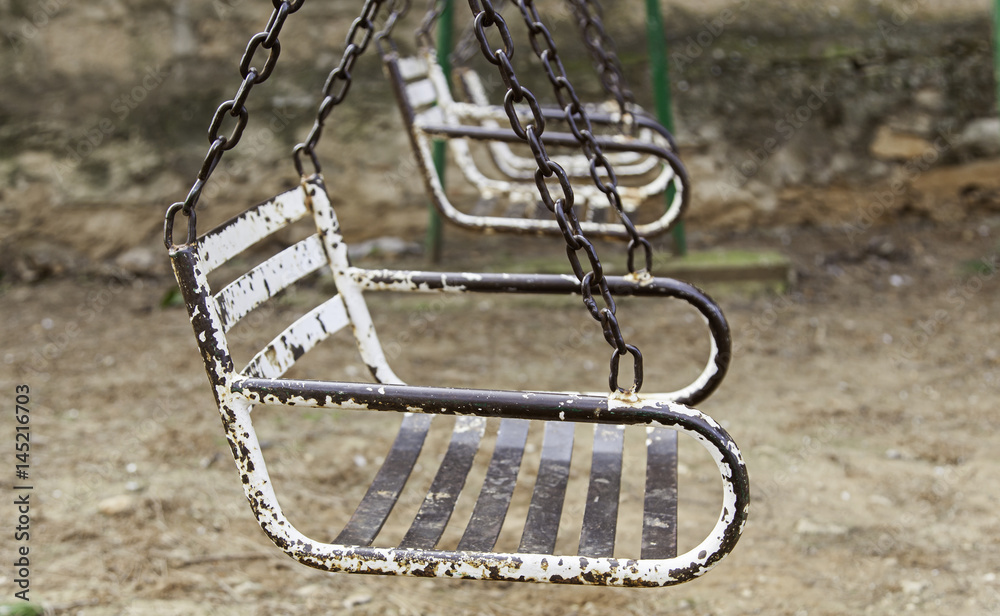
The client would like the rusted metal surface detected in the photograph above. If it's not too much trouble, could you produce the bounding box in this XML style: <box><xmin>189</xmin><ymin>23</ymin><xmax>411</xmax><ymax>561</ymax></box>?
<box><xmin>215</xmin><ymin>234</ymin><xmax>327</xmax><ymax>332</ymax></box>
<box><xmin>517</xmin><ymin>421</ymin><xmax>576</xmax><ymax>555</ymax></box>
<box><xmin>164</xmin><ymin>0</ymin><xmax>749</xmax><ymax>584</ymax></box>
<box><xmin>345</xmin><ymin>266</ymin><xmax>730</xmax><ymax>407</ymax></box>
<box><xmin>642</xmin><ymin>427</ymin><xmax>679</xmax><ymax>559</ymax></box>
<box><xmin>579</xmin><ymin>424</ymin><xmax>625</xmax><ymax>558</ymax></box>
<box><xmin>400</xmin><ymin>416</ymin><xmax>487</xmax><ymax>549</ymax></box>
<box><xmin>381</xmin><ymin>48</ymin><xmax>689</xmax><ymax>240</ymax></box>
<box><xmin>335</xmin><ymin>413</ymin><xmax>434</xmax><ymax>546</ymax></box>
<box><xmin>457</xmin><ymin>67</ymin><xmax>668</xmax><ymax>181</ymax></box>
<box><xmin>168</xmin><ymin>179</ymin><xmax>748</xmax><ymax>585</ymax></box>
<box><xmin>457</xmin><ymin>418</ymin><xmax>531</xmax><ymax>552</ymax></box>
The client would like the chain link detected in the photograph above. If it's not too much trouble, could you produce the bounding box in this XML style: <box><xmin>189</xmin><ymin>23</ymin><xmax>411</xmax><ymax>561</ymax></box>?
<box><xmin>565</xmin><ymin>0</ymin><xmax>634</xmax><ymax>123</ymax></box>
<box><xmin>466</xmin><ymin>0</ymin><xmax>646</xmax><ymax>393</ymax></box>
<box><xmin>513</xmin><ymin>0</ymin><xmax>654</xmax><ymax>277</ymax></box>
<box><xmin>416</xmin><ymin>0</ymin><xmax>446</xmax><ymax>50</ymax></box>
<box><xmin>291</xmin><ymin>0</ymin><xmax>410</xmax><ymax>177</ymax></box>
<box><xmin>165</xmin><ymin>0</ymin><xmax>303</xmax><ymax>248</ymax></box>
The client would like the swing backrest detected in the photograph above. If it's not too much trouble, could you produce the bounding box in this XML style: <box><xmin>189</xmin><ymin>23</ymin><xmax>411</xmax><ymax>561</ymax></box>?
<box><xmin>169</xmin><ymin>180</ymin><xmax>401</xmax><ymax>393</ymax></box>
<box><xmin>382</xmin><ymin>46</ymin><xmax>690</xmax><ymax>239</ymax></box>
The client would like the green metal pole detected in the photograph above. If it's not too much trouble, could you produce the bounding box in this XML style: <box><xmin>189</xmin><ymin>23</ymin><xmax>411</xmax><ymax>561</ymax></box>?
<box><xmin>645</xmin><ymin>0</ymin><xmax>687</xmax><ymax>257</ymax></box>
<box><xmin>995</xmin><ymin>0</ymin><xmax>1000</xmax><ymax>119</ymax></box>
<box><xmin>427</xmin><ymin>0</ymin><xmax>454</xmax><ymax>263</ymax></box>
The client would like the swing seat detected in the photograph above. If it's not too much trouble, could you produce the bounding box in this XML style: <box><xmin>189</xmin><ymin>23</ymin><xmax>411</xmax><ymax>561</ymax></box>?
<box><xmin>169</xmin><ymin>177</ymin><xmax>748</xmax><ymax>586</ymax></box>
<box><xmin>383</xmin><ymin>48</ymin><xmax>690</xmax><ymax>238</ymax></box>
<box><xmin>457</xmin><ymin>67</ymin><xmax>675</xmax><ymax>181</ymax></box>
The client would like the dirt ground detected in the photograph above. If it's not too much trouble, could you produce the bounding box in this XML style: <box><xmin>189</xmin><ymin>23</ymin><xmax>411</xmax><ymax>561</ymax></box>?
<box><xmin>2</xmin><ymin>205</ymin><xmax>1000</xmax><ymax>615</ymax></box>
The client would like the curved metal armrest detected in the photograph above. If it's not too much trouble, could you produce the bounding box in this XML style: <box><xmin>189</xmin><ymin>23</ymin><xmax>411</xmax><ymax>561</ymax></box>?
<box><xmin>347</xmin><ymin>268</ymin><xmax>729</xmax><ymax>407</ymax></box>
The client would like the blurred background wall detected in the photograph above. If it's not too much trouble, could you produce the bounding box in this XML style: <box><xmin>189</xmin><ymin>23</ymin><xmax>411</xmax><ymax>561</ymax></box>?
<box><xmin>0</xmin><ymin>0</ymin><xmax>996</xmax><ymax>281</ymax></box>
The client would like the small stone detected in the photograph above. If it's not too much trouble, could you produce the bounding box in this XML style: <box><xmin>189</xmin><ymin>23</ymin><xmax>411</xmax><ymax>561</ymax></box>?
<box><xmin>914</xmin><ymin>88</ymin><xmax>944</xmax><ymax>111</ymax></box>
<box><xmin>795</xmin><ymin>518</ymin><xmax>847</xmax><ymax>535</ymax></box>
<box><xmin>342</xmin><ymin>593</ymin><xmax>372</xmax><ymax>608</ymax></box>
<box><xmin>115</xmin><ymin>246</ymin><xmax>164</xmax><ymax>277</ymax></box>
<box><xmin>869</xmin><ymin>494</ymin><xmax>893</xmax><ymax>507</ymax></box>
<box><xmin>348</xmin><ymin>237</ymin><xmax>422</xmax><ymax>260</ymax></box>
<box><xmin>295</xmin><ymin>583</ymin><xmax>326</xmax><ymax>597</ymax></box>
<box><xmin>900</xmin><ymin>579</ymin><xmax>927</xmax><ymax>594</ymax></box>
<box><xmin>983</xmin><ymin>572</ymin><xmax>996</xmax><ymax>583</ymax></box>
<box><xmin>870</xmin><ymin>126</ymin><xmax>934</xmax><ymax>160</ymax></box>
<box><xmin>98</xmin><ymin>494</ymin><xmax>138</xmax><ymax>516</ymax></box>
<box><xmin>957</xmin><ymin>118</ymin><xmax>1000</xmax><ymax>156</ymax></box>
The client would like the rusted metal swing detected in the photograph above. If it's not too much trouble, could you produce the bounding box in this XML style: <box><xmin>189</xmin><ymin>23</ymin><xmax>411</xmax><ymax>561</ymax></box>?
<box><xmin>386</xmin><ymin>0</ymin><xmax>689</xmax><ymax>238</ymax></box>
<box><xmin>164</xmin><ymin>0</ymin><xmax>748</xmax><ymax>586</ymax></box>
<box><xmin>450</xmin><ymin>0</ymin><xmax>672</xmax><ymax>184</ymax></box>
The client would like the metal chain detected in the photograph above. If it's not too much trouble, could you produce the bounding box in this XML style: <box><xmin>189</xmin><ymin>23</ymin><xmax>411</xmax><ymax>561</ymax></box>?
<box><xmin>514</xmin><ymin>0</ymin><xmax>654</xmax><ymax>277</ymax></box>
<box><xmin>165</xmin><ymin>0</ymin><xmax>305</xmax><ymax>248</ymax></box>
<box><xmin>564</xmin><ymin>0</ymin><xmax>635</xmax><ymax>121</ymax></box>
<box><xmin>293</xmin><ymin>0</ymin><xmax>409</xmax><ymax>177</ymax></box>
<box><xmin>466</xmin><ymin>0</ymin><xmax>646</xmax><ymax>394</ymax></box>
<box><xmin>450</xmin><ymin>0</ymin><xmax>505</xmax><ymax>63</ymax></box>
<box><xmin>416</xmin><ymin>0</ymin><xmax>446</xmax><ymax>50</ymax></box>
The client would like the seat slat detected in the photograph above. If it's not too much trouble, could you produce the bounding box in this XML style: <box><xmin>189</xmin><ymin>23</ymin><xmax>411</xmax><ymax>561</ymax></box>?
<box><xmin>457</xmin><ymin>418</ymin><xmax>530</xmax><ymax>552</ymax></box>
<box><xmin>398</xmin><ymin>416</ymin><xmax>487</xmax><ymax>550</ymax></box>
<box><xmin>335</xmin><ymin>413</ymin><xmax>434</xmax><ymax>546</ymax></box>
<box><xmin>243</xmin><ymin>294</ymin><xmax>349</xmax><ymax>379</ymax></box>
<box><xmin>517</xmin><ymin>421</ymin><xmax>575</xmax><ymax>555</ymax></box>
<box><xmin>197</xmin><ymin>187</ymin><xmax>311</xmax><ymax>273</ymax></box>
<box><xmin>578</xmin><ymin>424</ymin><xmax>625</xmax><ymax>558</ymax></box>
<box><xmin>216</xmin><ymin>234</ymin><xmax>328</xmax><ymax>332</ymax></box>
<box><xmin>641</xmin><ymin>427</ymin><xmax>678</xmax><ymax>559</ymax></box>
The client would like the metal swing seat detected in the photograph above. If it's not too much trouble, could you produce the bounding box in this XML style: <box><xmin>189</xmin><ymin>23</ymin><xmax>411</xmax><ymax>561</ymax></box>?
<box><xmin>164</xmin><ymin>0</ymin><xmax>748</xmax><ymax>586</ymax></box>
<box><xmin>382</xmin><ymin>4</ymin><xmax>689</xmax><ymax>239</ymax></box>
<box><xmin>456</xmin><ymin>67</ymin><xmax>673</xmax><ymax>182</ymax></box>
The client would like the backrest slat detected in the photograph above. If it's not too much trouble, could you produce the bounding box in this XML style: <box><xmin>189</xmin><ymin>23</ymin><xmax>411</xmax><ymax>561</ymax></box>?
<box><xmin>215</xmin><ymin>233</ymin><xmax>328</xmax><ymax>332</ymax></box>
<box><xmin>406</xmin><ymin>79</ymin><xmax>439</xmax><ymax>111</ymax></box>
<box><xmin>397</xmin><ymin>55</ymin><xmax>429</xmax><ymax>81</ymax></box>
<box><xmin>197</xmin><ymin>188</ymin><xmax>311</xmax><ymax>274</ymax></box>
<box><xmin>244</xmin><ymin>294</ymin><xmax>350</xmax><ymax>379</ymax></box>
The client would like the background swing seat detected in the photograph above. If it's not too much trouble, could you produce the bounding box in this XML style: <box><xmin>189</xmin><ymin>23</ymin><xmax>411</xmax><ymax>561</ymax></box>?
<box><xmin>457</xmin><ymin>66</ymin><xmax>677</xmax><ymax>181</ymax></box>
<box><xmin>383</xmin><ymin>48</ymin><xmax>690</xmax><ymax>237</ymax></box>
<box><xmin>168</xmin><ymin>177</ymin><xmax>748</xmax><ymax>586</ymax></box>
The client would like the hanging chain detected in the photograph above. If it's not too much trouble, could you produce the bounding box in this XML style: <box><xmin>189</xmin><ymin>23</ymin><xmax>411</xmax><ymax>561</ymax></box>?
<box><xmin>514</xmin><ymin>0</ymin><xmax>654</xmax><ymax>277</ymax></box>
<box><xmin>450</xmin><ymin>0</ymin><xmax>505</xmax><ymax>64</ymax></box>
<box><xmin>564</xmin><ymin>0</ymin><xmax>634</xmax><ymax>123</ymax></box>
<box><xmin>165</xmin><ymin>0</ymin><xmax>305</xmax><ymax>248</ymax></box>
<box><xmin>293</xmin><ymin>0</ymin><xmax>410</xmax><ymax>177</ymax></box>
<box><xmin>416</xmin><ymin>0</ymin><xmax>446</xmax><ymax>50</ymax></box>
<box><xmin>466</xmin><ymin>0</ymin><xmax>646</xmax><ymax>394</ymax></box>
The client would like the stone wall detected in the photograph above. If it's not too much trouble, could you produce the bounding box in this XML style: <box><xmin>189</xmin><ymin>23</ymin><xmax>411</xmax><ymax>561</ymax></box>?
<box><xmin>0</xmin><ymin>0</ymin><xmax>997</xmax><ymax>279</ymax></box>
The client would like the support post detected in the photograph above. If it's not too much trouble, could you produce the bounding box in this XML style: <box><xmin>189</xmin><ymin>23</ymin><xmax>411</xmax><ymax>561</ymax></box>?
<box><xmin>428</xmin><ymin>0</ymin><xmax>455</xmax><ymax>263</ymax></box>
<box><xmin>645</xmin><ymin>0</ymin><xmax>686</xmax><ymax>257</ymax></box>
<box><xmin>995</xmin><ymin>0</ymin><xmax>1000</xmax><ymax>118</ymax></box>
